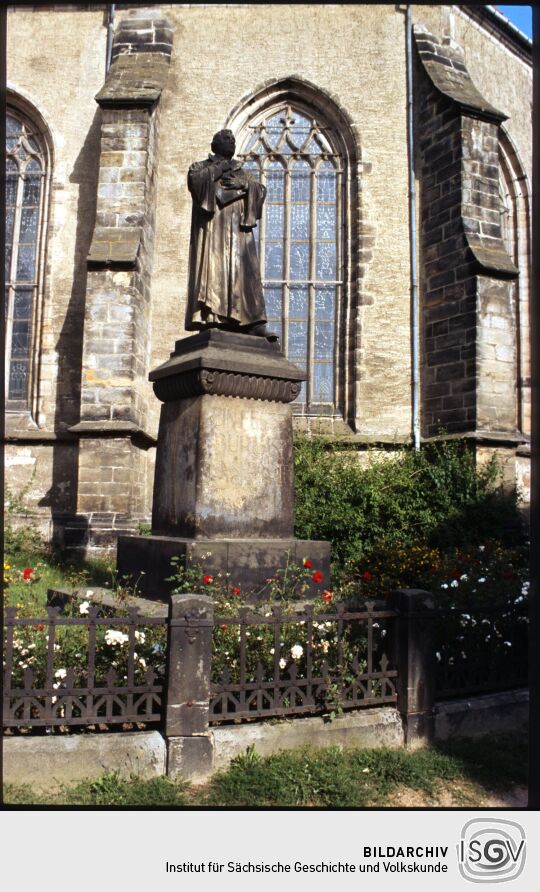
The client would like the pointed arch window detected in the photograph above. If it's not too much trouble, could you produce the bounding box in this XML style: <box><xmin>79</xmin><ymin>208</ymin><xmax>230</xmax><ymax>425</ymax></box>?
<box><xmin>5</xmin><ymin>109</ymin><xmax>49</xmax><ymax>411</ymax></box>
<box><xmin>499</xmin><ymin>170</ymin><xmax>514</xmax><ymax>260</ymax></box>
<box><xmin>498</xmin><ymin>133</ymin><xmax>532</xmax><ymax>436</ymax></box>
<box><xmin>238</xmin><ymin>104</ymin><xmax>344</xmax><ymax>414</ymax></box>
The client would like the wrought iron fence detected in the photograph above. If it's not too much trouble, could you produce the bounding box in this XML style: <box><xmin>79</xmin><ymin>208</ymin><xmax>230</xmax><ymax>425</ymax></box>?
<box><xmin>209</xmin><ymin>602</ymin><xmax>398</xmax><ymax>723</ymax></box>
<box><xmin>434</xmin><ymin>602</ymin><xmax>528</xmax><ymax>699</ymax></box>
<box><xmin>4</xmin><ymin>591</ymin><xmax>528</xmax><ymax>736</ymax></box>
<box><xmin>3</xmin><ymin>605</ymin><xmax>166</xmax><ymax>729</ymax></box>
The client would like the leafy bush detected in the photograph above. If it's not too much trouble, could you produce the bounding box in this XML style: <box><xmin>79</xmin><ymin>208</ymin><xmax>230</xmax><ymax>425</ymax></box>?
<box><xmin>4</xmin><ymin>479</ymin><xmax>48</xmax><ymax>558</ymax></box>
<box><xmin>294</xmin><ymin>437</ymin><xmax>525</xmax><ymax>567</ymax></box>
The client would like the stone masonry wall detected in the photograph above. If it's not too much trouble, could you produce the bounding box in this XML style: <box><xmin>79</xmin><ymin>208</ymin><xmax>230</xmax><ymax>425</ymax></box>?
<box><xmin>416</xmin><ymin>5</ymin><xmax>531</xmax><ymax>456</ymax></box>
<box><xmin>414</xmin><ymin>26</ymin><xmax>520</xmax><ymax>439</ymax></box>
<box><xmin>67</xmin><ymin>9</ymin><xmax>172</xmax><ymax>545</ymax></box>
<box><xmin>476</xmin><ymin>277</ymin><xmax>517</xmax><ymax>432</ymax></box>
<box><xmin>417</xmin><ymin>84</ymin><xmax>477</xmax><ymax>435</ymax></box>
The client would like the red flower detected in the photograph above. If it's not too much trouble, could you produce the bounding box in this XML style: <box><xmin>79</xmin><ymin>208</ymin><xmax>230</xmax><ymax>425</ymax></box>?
<box><xmin>362</xmin><ymin>571</ymin><xmax>373</xmax><ymax>582</ymax></box>
<box><xmin>312</xmin><ymin>571</ymin><xmax>323</xmax><ymax>583</ymax></box>
<box><xmin>322</xmin><ymin>590</ymin><xmax>333</xmax><ymax>603</ymax></box>
<box><xmin>220</xmin><ymin>624</ymin><xmax>228</xmax><ymax>630</ymax></box>
<box><xmin>303</xmin><ymin>559</ymin><xmax>313</xmax><ymax>568</ymax></box>
<box><xmin>231</xmin><ymin>586</ymin><xmax>241</xmax><ymax>596</ymax></box>
<box><xmin>202</xmin><ymin>575</ymin><xmax>213</xmax><ymax>585</ymax></box>
<box><xmin>22</xmin><ymin>567</ymin><xmax>34</xmax><ymax>581</ymax></box>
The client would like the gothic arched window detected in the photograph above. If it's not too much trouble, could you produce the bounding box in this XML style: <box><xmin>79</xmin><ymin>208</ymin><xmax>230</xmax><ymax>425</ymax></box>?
<box><xmin>238</xmin><ymin>104</ymin><xmax>344</xmax><ymax>414</ymax></box>
<box><xmin>5</xmin><ymin>108</ymin><xmax>49</xmax><ymax>412</ymax></box>
<box><xmin>498</xmin><ymin>132</ymin><xmax>532</xmax><ymax>436</ymax></box>
<box><xmin>499</xmin><ymin>169</ymin><xmax>515</xmax><ymax>260</ymax></box>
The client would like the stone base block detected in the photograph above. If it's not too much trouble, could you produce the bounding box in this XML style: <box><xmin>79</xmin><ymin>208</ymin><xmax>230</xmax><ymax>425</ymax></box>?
<box><xmin>211</xmin><ymin>708</ymin><xmax>404</xmax><ymax>772</ymax></box>
<box><xmin>149</xmin><ymin>329</ymin><xmax>306</xmax><ymax>540</ymax></box>
<box><xmin>3</xmin><ymin>731</ymin><xmax>166</xmax><ymax>789</ymax></box>
<box><xmin>117</xmin><ymin>534</ymin><xmax>331</xmax><ymax>601</ymax></box>
<box><xmin>402</xmin><ymin>711</ymin><xmax>436</xmax><ymax>748</ymax></box>
<box><xmin>434</xmin><ymin>688</ymin><xmax>528</xmax><ymax>741</ymax></box>
<box><xmin>51</xmin><ymin>512</ymin><xmax>144</xmax><ymax>558</ymax></box>
<box><xmin>167</xmin><ymin>735</ymin><xmax>214</xmax><ymax>783</ymax></box>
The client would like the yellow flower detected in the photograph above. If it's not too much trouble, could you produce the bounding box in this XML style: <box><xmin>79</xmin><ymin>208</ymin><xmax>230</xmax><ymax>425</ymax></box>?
<box><xmin>4</xmin><ymin>562</ymin><xmax>10</xmax><ymax>570</ymax></box>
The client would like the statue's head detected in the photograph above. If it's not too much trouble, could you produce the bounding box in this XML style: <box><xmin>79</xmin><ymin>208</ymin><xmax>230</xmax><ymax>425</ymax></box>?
<box><xmin>211</xmin><ymin>129</ymin><xmax>235</xmax><ymax>159</ymax></box>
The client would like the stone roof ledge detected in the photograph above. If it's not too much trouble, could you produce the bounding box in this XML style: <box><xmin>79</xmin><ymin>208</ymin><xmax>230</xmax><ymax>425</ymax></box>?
<box><xmin>95</xmin><ymin>8</ymin><xmax>173</xmax><ymax>109</ymax></box>
<box><xmin>413</xmin><ymin>24</ymin><xmax>507</xmax><ymax>123</ymax></box>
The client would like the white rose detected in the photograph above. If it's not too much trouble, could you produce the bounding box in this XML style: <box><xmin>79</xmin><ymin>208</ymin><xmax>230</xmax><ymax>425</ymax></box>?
<box><xmin>105</xmin><ymin>629</ymin><xmax>129</xmax><ymax>646</ymax></box>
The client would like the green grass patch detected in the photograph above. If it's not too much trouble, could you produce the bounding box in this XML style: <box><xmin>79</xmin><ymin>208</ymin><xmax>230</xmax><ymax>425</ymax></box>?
<box><xmin>203</xmin><ymin>744</ymin><xmax>464</xmax><ymax>807</ymax></box>
<box><xmin>4</xmin><ymin>546</ymin><xmax>116</xmax><ymax>613</ymax></box>
<box><xmin>434</xmin><ymin>733</ymin><xmax>528</xmax><ymax>791</ymax></box>
<box><xmin>203</xmin><ymin>733</ymin><xmax>527</xmax><ymax>808</ymax></box>
<box><xmin>4</xmin><ymin>772</ymin><xmax>188</xmax><ymax>807</ymax></box>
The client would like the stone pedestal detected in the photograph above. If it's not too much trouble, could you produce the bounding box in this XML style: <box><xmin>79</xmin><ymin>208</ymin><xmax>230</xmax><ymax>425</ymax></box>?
<box><xmin>117</xmin><ymin>329</ymin><xmax>331</xmax><ymax>599</ymax></box>
<box><xmin>117</xmin><ymin>533</ymin><xmax>330</xmax><ymax>600</ymax></box>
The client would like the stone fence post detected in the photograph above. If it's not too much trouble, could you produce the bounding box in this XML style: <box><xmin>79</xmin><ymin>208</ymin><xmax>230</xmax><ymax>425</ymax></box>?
<box><xmin>164</xmin><ymin>593</ymin><xmax>214</xmax><ymax>781</ymax></box>
<box><xmin>388</xmin><ymin>589</ymin><xmax>436</xmax><ymax>747</ymax></box>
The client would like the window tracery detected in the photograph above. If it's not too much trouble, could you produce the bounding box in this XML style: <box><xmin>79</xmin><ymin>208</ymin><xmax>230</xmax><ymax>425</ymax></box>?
<box><xmin>238</xmin><ymin>104</ymin><xmax>344</xmax><ymax>413</ymax></box>
<box><xmin>5</xmin><ymin>109</ymin><xmax>48</xmax><ymax>410</ymax></box>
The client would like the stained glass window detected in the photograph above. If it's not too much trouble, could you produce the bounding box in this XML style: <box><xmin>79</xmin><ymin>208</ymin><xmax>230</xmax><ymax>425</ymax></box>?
<box><xmin>5</xmin><ymin>111</ymin><xmax>47</xmax><ymax>409</ymax></box>
<box><xmin>239</xmin><ymin>105</ymin><xmax>343</xmax><ymax>413</ymax></box>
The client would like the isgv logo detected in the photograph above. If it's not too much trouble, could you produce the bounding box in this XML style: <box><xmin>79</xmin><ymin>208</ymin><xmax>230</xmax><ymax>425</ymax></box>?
<box><xmin>458</xmin><ymin>819</ymin><xmax>526</xmax><ymax>883</ymax></box>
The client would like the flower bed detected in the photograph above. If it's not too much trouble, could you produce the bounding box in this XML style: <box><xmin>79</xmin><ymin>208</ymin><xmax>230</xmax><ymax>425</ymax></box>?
<box><xmin>3</xmin><ymin>542</ymin><xmax>528</xmax><ymax>732</ymax></box>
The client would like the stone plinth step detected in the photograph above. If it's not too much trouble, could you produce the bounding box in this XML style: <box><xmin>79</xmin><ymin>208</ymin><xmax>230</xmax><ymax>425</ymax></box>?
<box><xmin>117</xmin><ymin>534</ymin><xmax>331</xmax><ymax>602</ymax></box>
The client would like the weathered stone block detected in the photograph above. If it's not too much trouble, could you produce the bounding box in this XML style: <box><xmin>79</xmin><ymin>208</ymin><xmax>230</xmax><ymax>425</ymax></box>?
<box><xmin>150</xmin><ymin>330</ymin><xmax>305</xmax><ymax>539</ymax></box>
<box><xmin>388</xmin><ymin>589</ymin><xmax>436</xmax><ymax>746</ymax></box>
<box><xmin>167</xmin><ymin>735</ymin><xmax>214</xmax><ymax>783</ymax></box>
<box><xmin>153</xmin><ymin>394</ymin><xmax>294</xmax><ymax>538</ymax></box>
<box><xmin>3</xmin><ymin>731</ymin><xmax>166</xmax><ymax>788</ymax></box>
<box><xmin>117</xmin><ymin>534</ymin><xmax>331</xmax><ymax>600</ymax></box>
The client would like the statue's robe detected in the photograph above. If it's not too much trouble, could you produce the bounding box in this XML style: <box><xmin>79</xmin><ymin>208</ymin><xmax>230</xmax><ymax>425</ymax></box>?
<box><xmin>185</xmin><ymin>156</ymin><xmax>267</xmax><ymax>330</ymax></box>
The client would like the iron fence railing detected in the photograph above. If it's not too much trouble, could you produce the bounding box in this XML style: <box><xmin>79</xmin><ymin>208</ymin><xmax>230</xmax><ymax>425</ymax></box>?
<box><xmin>434</xmin><ymin>603</ymin><xmax>528</xmax><ymax>699</ymax></box>
<box><xmin>208</xmin><ymin>602</ymin><xmax>398</xmax><ymax>723</ymax></box>
<box><xmin>3</xmin><ymin>593</ymin><xmax>528</xmax><ymax>734</ymax></box>
<box><xmin>3</xmin><ymin>606</ymin><xmax>166</xmax><ymax>729</ymax></box>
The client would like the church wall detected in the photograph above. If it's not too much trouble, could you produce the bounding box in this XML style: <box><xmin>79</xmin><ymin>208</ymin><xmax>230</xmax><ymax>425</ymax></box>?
<box><xmin>416</xmin><ymin>5</ymin><xmax>532</xmax><ymax>441</ymax></box>
<box><xmin>416</xmin><ymin>5</ymin><xmax>532</xmax><ymax>182</ymax></box>
<box><xmin>151</xmin><ymin>4</ymin><xmax>412</xmax><ymax>441</ymax></box>
<box><xmin>6</xmin><ymin>9</ymin><xmax>107</xmax><ymax>516</ymax></box>
<box><xmin>4</xmin><ymin>5</ymin><xmax>532</xmax><ymax>538</ymax></box>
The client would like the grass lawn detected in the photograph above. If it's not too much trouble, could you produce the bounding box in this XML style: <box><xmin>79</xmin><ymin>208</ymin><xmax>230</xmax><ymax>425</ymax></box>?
<box><xmin>4</xmin><ymin>544</ymin><xmax>116</xmax><ymax>613</ymax></box>
<box><xmin>3</xmin><ymin>734</ymin><xmax>527</xmax><ymax>807</ymax></box>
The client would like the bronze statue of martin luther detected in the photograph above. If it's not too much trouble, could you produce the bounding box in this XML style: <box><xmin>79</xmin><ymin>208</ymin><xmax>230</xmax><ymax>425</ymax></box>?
<box><xmin>185</xmin><ymin>129</ymin><xmax>272</xmax><ymax>338</ymax></box>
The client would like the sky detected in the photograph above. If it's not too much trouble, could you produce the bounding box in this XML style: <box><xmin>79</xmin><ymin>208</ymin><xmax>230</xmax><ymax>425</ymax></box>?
<box><xmin>496</xmin><ymin>5</ymin><xmax>532</xmax><ymax>39</ymax></box>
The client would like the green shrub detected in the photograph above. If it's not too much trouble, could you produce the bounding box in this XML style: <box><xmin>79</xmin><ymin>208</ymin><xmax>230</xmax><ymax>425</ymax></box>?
<box><xmin>294</xmin><ymin>437</ymin><xmax>525</xmax><ymax>567</ymax></box>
